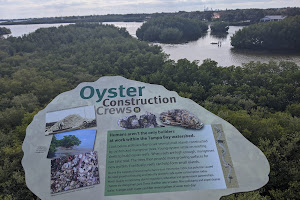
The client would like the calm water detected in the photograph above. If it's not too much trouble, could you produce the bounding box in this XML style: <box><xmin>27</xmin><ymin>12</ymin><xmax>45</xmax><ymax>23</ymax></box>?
<box><xmin>1</xmin><ymin>23</ymin><xmax>73</xmax><ymax>37</ymax></box>
<box><xmin>2</xmin><ymin>22</ymin><xmax>300</xmax><ymax>67</ymax></box>
<box><xmin>159</xmin><ymin>26</ymin><xmax>300</xmax><ymax>66</ymax></box>
<box><xmin>103</xmin><ymin>22</ymin><xmax>142</xmax><ymax>38</ymax></box>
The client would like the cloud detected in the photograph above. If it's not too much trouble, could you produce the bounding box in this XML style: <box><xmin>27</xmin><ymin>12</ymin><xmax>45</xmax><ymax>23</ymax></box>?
<box><xmin>0</xmin><ymin>0</ymin><xmax>299</xmax><ymax>19</ymax></box>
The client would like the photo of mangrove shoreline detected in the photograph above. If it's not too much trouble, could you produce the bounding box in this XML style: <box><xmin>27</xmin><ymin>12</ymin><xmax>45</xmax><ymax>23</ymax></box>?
<box><xmin>45</xmin><ymin>105</ymin><xmax>96</xmax><ymax>135</ymax></box>
<box><xmin>47</xmin><ymin>129</ymin><xmax>97</xmax><ymax>159</ymax></box>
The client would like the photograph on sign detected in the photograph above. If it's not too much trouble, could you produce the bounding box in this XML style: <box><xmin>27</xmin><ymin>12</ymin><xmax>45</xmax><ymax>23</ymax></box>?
<box><xmin>50</xmin><ymin>151</ymin><xmax>100</xmax><ymax>194</ymax></box>
<box><xmin>117</xmin><ymin>109</ymin><xmax>204</xmax><ymax>130</ymax></box>
<box><xmin>47</xmin><ymin>129</ymin><xmax>97</xmax><ymax>159</ymax></box>
<box><xmin>118</xmin><ymin>111</ymin><xmax>161</xmax><ymax>129</ymax></box>
<box><xmin>45</xmin><ymin>105</ymin><xmax>96</xmax><ymax>135</ymax></box>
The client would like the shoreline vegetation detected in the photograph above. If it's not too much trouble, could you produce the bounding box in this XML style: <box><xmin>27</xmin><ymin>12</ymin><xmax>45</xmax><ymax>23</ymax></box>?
<box><xmin>231</xmin><ymin>15</ymin><xmax>300</xmax><ymax>51</ymax></box>
<box><xmin>0</xmin><ymin>23</ymin><xmax>299</xmax><ymax>199</ymax></box>
<box><xmin>0</xmin><ymin>27</ymin><xmax>11</xmax><ymax>36</ymax></box>
<box><xmin>136</xmin><ymin>16</ymin><xmax>208</xmax><ymax>43</ymax></box>
<box><xmin>1</xmin><ymin>7</ymin><xmax>300</xmax><ymax>26</ymax></box>
<box><xmin>210</xmin><ymin>22</ymin><xmax>229</xmax><ymax>33</ymax></box>
<box><xmin>47</xmin><ymin>134</ymin><xmax>81</xmax><ymax>158</ymax></box>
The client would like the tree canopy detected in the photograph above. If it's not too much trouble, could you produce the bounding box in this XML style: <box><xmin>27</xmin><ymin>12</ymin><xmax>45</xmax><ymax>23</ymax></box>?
<box><xmin>210</xmin><ymin>22</ymin><xmax>229</xmax><ymax>33</ymax></box>
<box><xmin>0</xmin><ymin>23</ymin><xmax>299</xmax><ymax>200</ymax></box>
<box><xmin>231</xmin><ymin>15</ymin><xmax>300</xmax><ymax>51</ymax></box>
<box><xmin>59</xmin><ymin>135</ymin><xmax>81</xmax><ymax>148</ymax></box>
<box><xmin>47</xmin><ymin>135</ymin><xmax>81</xmax><ymax>157</ymax></box>
<box><xmin>136</xmin><ymin>16</ymin><xmax>208</xmax><ymax>43</ymax></box>
<box><xmin>0</xmin><ymin>27</ymin><xmax>11</xmax><ymax>36</ymax></box>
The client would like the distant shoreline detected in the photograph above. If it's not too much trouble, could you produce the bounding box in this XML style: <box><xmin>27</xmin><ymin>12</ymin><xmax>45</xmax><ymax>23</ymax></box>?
<box><xmin>0</xmin><ymin>14</ymin><xmax>146</xmax><ymax>25</ymax></box>
<box><xmin>1</xmin><ymin>22</ymin><xmax>75</xmax><ymax>26</ymax></box>
<box><xmin>2</xmin><ymin>7</ymin><xmax>298</xmax><ymax>26</ymax></box>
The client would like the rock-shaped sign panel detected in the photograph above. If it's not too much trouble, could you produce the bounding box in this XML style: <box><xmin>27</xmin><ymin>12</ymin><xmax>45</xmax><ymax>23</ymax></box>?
<box><xmin>22</xmin><ymin>76</ymin><xmax>270</xmax><ymax>200</ymax></box>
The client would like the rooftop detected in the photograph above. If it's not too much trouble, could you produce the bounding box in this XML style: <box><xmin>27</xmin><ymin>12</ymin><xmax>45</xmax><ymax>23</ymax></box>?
<box><xmin>263</xmin><ymin>15</ymin><xmax>286</xmax><ymax>20</ymax></box>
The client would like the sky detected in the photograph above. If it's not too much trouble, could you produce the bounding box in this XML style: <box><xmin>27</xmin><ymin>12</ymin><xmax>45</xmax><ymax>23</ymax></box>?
<box><xmin>0</xmin><ymin>0</ymin><xmax>300</xmax><ymax>19</ymax></box>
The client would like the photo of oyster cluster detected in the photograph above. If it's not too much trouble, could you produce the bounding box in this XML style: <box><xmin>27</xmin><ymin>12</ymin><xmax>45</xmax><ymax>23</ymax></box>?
<box><xmin>160</xmin><ymin>109</ymin><xmax>204</xmax><ymax>129</ymax></box>
<box><xmin>118</xmin><ymin>112</ymin><xmax>160</xmax><ymax>129</ymax></box>
<box><xmin>118</xmin><ymin>109</ymin><xmax>203</xmax><ymax>130</ymax></box>
<box><xmin>51</xmin><ymin>151</ymin><xmax>100</xmax><ymax>194</ymax></box>
<box><xmin>45</xmin><ymin>105</ymin><xmax>100</xmax><ymax>194</ymax></box>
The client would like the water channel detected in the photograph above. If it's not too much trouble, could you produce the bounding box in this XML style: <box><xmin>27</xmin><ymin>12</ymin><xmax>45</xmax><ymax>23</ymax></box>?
<box><xmin>1</xmin><ymin>22</ymin><xmax>300</xmax><ymax>67</ymax></box>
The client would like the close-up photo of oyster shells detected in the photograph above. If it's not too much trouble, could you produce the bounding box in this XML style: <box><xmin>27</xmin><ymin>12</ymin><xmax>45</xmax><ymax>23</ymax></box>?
<box><xmin>50</xmin><ymin>151</ymin><xmax>100</xmax><ymax>194</ymax></box>
<box><xmin>160</xmin><ymin>109</ymin><xmax>204</xmax><ymax>129</ymax></box>
<box><xmin>118</xmin><ymin>112</ymin><xmax>160</xmax><ymax>129</ymax></box>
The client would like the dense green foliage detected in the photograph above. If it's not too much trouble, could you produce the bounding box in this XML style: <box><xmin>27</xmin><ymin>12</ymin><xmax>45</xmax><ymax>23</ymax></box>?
<box><xmin>210</xmin><ymin>22</ymin><xmax>229</xmax><ymax>33</ymax></box>
<box><xmin>0</xmin><ymin>23</ymin><xmax>299</xmax><ymax>199</ymax></box>
<box><xmin>0</xmin><ymin>27</ymin><xmax>11</xmax><ymax>36</ymax></box>
<box><xmin>214</xmin><ymin>7</ymin><xmax>300</xmax><ymax>24</ymax></box>
<box><xmin>48</xmin><ymin>135</ymin><xmax>81</xmax><ymax>157</ymax></box>
<box><xmin>47</xmin><ymin>135</ymin><xmax>58</xmax><ymax>157</ymax></box>
<box><xmin>59</xmin><ymin>135</ymin><xmax>81</xmax><ymax>148</ymax></box>
<box><xmin>136</xmin><ymin>16</ymin><xmax>208</xmax><ymax>43</ymax></box>
<box><xmin>231</xmin><ymin>15</ymin><xmax>300</xmax><ymax>51</ymax></box>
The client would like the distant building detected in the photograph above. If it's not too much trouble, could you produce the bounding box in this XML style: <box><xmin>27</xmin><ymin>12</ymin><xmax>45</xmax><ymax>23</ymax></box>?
<box><xmin>260</xmin><ymin>15</ymin><xmax>286</xmax><ymax>22</ymax></box>
<box><xmin>212</xmin><ymin>13</ymin><xmax>220</xmax><ymax>19</ymax></box>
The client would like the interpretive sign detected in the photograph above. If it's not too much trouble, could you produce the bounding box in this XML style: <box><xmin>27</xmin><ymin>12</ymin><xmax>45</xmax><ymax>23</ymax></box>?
<box><xmin>23</xmin><ymin>76</ymin><xmax>269</xmax><ymax>200</ymax></box>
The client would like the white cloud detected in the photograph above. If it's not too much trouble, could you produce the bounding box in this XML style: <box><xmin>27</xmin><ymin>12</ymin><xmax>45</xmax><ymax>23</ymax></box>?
<box><xmin>0</xmin><ymin>0</ymin><xmax>299</xmax><ymax>19</ymax></box>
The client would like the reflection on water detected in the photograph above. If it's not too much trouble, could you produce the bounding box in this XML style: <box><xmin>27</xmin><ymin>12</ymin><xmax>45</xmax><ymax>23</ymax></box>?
<box><xmin>157</xmin><ymin>26</ymin><xmax>241</xmax><ymax>66</ymax></box>
<box><xmin>230</xmin><ymin>48</ymin><xmax>300</xmax><ymax>64</ymax></box>
<box><xmin>210</xmin><ymin>32</ymin><xmax>228</xmax><ymax>40</ymax></box>
<box><xmin>103</xmin><ymin>22</ymin><xmax>143</xmax><ymax>38</ymax></box>
<box><xmin>157</xmin><ymin>26</ymin><xmax>300</xmax><ymax>66</ymax></box>
<box><xmin>1</xmin><ymin>22</ymin><xmax>300</xmax><ymax>67</ymax></box>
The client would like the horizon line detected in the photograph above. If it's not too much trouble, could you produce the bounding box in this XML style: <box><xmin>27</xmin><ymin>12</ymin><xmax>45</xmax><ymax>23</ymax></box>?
<box><xmin>1</xmin><ymin>6</ymin><xmax>299</xmax><ymax>21</ymax></box>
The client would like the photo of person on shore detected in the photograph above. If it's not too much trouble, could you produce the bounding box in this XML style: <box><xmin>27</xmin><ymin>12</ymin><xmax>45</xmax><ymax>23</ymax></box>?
<box><xmin>45</xmin><ymin>105</ymin><xmax>96</xmax><ymax>135</ymax></box>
